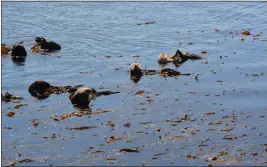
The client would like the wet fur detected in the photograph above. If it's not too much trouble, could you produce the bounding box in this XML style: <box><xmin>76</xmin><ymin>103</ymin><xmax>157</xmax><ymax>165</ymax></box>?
<box><xmin>39</xmin><ymin>38</ymin><xmax>61</xmax><ymax>51</ymax></box>
<box><xmin>129</xmin><ymin>63</ymin><xmax>143</xmax><ymax>77</ymax></box>
<box><xmin>69</xmin><ymin>87</ymin><xmax>120</xmax><ymax>108</ymax></box>
<box><xmin>11</xmin><ymin>44</ymin><xmax>27</xmax><ymax>57</ymax></box>
<box><xmin>69</xmin><ymin>88</ymin><xmax>97</xmax><ymax>107</ymax></box>
<box><xmin>28</xmin><ymin>80</ymin><xmax>83</xmax><ymax>99</ymax></box>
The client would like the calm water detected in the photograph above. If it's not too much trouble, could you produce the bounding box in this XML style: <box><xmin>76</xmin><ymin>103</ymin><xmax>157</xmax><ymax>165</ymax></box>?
<box><xmin>1</xmin><ymin>2</ymin><xmax>267</xmax><ymax>166</ymax></box>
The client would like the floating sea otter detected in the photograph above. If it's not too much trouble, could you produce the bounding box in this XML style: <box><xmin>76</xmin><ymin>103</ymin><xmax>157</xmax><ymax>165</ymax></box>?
<box><xmin>32</xmin><ymin>37</ymin><xmax>61</xmax><ymax>52</ymax></box>
<box><xmin>1</xmin><ymin>92</ymin><xmax>23</xmax><ymax>102</ymax></box>
<box><xmin>128</xmin><ymin>63</ymin><xmax>190</xmax><ymax>83</ymax></box>
<box><xmin>128</xmin><ymin>63</ymin><xmax>159</xmax><ymax>83</ymax></box>
<box><xmin>129</xmin><ymin>63</ymin><xmax>143</xmax><ymax>83</ymax></box>
<box><xmin>2</xmin><ymin>42</ymin><xmax>27</xmax><ymax>64</ymax></box>
<box><xmin>129</xmin><ymin>63</ymin><xmax>143</xmax><ymax>78</ymax></box>
<box><xmin>158</xmin><ymin>49</ymin><xmax>203</xmax><ymax>65</ymax></box>
<box><xmin>2</xmin><ymin>41</ymin><xmax>26</xmax><ymax>57</ymax></box>
<box><xmin>1</xmin><ymin>44</ymin><xmax>11</xmax><ymax>55</ymax></box>
<box><xmin>28</xmin><ymin>80</ymin><xmax>83</xmax><ymax>99</ymax></box>
<box><xmin>28</xmin><ymin>80</ymin><xmax>119</xmax><ymax>107</ymax></box>
<box><xmin>11</xmin><ymin>44</ymin><xmax>27</xmax><ymax>57</ymax></box>
<box><xmin>129</xmin><ymin>63</ymin><xmax>160</xmax><ymax>76</ymax></box>
<box><xmin>68</xmin><ymin>87</ymin><xmax>120</xmax><ymax>108</ymax></box>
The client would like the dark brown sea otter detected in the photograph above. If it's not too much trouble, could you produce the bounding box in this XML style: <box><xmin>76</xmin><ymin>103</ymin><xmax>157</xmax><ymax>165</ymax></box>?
<box><xmin>129</xmin><ymin>63</ymin><xmax>143</xmax><ymax>77</ymax></box>
<box><xmin>32</xmin><ymin>37</ymin><xmax>61</xmax><ymax>52</ymax></box>
<box><xmin>10</xmin><ymin>44</ymin><xmax>27</xmax><ymax>57</ymax></box>
<box><xmin>128</xmin><ymin>63</ymin><xmax>190</xmax><ymax>83</ymax></box>
<box><xmin>28</xmin><ymin>80</ymin><xmax>83</xmax><ymax>99</ymax></box>
<box><xmin>128</xmin><ymin>63</ymin><xmax>159</xmax><ymax>83</ymax></box>
<box><xmin>28</xmin><ymin>80</ymin><xmax>119</xmax><ymax>107</ymax></box>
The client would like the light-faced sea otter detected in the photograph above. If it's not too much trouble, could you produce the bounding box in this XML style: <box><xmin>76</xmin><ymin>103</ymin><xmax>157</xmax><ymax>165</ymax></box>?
<box><xmin>1</xmin><ymin>44</ymin><xmax>11</xmax><ymax>55</ymax></box>
<box><xmin>68</xmin><ymin>87</ymin><xmax>120</xmax><ymax>108</ymax></box>
<box><xmin>158</xmin><ymin>49</ymin><xmax>203</xmax><ymax>65</ymax></box>
<box><xmin>69</xmin><ymin>88</ymin><xmax>97</xmax><ymax>107</ymax></box>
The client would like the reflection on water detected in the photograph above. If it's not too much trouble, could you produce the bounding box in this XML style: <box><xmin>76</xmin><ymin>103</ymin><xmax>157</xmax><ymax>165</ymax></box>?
<box><xmin>74</xmin><ymin>105</ymin><xmax>92</xmax><ymax>112</ymax></box>
<box><xmin>130</xmin><ymin>75</ymin><xmax>142</xmax><ymax>84</ymax></box>
<box><xmin>11</xmin><ymin>56</ymin><xmax>26</xmax><ymax>66</ymax></box>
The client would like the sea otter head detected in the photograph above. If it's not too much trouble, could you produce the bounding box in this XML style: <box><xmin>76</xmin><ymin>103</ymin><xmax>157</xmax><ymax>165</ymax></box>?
<box><xmin>11</xmin><ymin>44</ymin><xmax>27</xmax><ymax>57</ymax></box>
<box><xmin>35</xmin><ymin>37</ymin><xmax>47</xmax><ymax>44</ymax></box>
<box><xmin>69</xmin><ymin>87</ymin><xmax>97</xmax><ymax>108</ymax></box>
<box><xmin>158</xmin><ymin>53</ymin><xmax>169</xmax><ymax>64</ymax></box>
<box><xmin>130</xmin><ymin>63</ymin><xmax>141</xmax><ymax>70</ymax></box>
<box><xmin>28</xmin><ymin>80</ymin><xmax>51</xmax><ymax>98</ymax></box>
<box><xmin>129</xmin><ymin>63</ymin><xmax>142</xmax><ymax>83</ymax></box>
<box><xmin>35</xmin><ymin>37</ymin><xmax>42</xmax><ymax>43</ymax></box>
<box><xmin>129</xmin><ymin>63</ymin><xmax>142</xmax><ymax>76</ymax></box>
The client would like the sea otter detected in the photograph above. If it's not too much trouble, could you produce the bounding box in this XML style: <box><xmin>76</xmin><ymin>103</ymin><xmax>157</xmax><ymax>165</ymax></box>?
<box><xmin>129</xmin><ymin>63</ymin><xmax>143</xmax><ymax>83</ymax></box>
<box><xmin>69</xmin><ymin>88</ymin><xmax>97</xmax><ymax>107</ymax></box>
<box><xmin>129</xmin><ymin>63</ymin><xmax>143</xmax><ymax>77</ymax></box>
<box><xmin>128</xmin><ymin>63</ymin><xmax>190</xmax><ymax>82</ymax></box>
<box><xmin>158</xmin><ymin>52</ymin><xmax>176</xmax><ymax>64</ymax></box>
<box><xmin>1</xmin><ymin>44</ymin><xmax>11</xmax><ymax>55</ymax></box>
<box><xmin>68</xmin><ymin>87</ymin><xmax>120</xmax><ymax>108</ymax></box>
<box><xmin>128</xmin><ymin>63</ymin><xmax>159</xmax><ymax>83</ymax></box>
<box><xmin>28</xmin><ymin>80</ymin><xmax>83</xmax><ymax>99</ymax></box>
<box><xmin>129</xmin><ymin>63</ymin><xmax>158</xmax><ymax>76</ymax></box>
<box><xmin>32</xmin><ymin>37</ymin><xmax>61</xmax><ymax>52</ymax></box>
<box><xmin>1</xmin><ymin>92</ymin><xmax>23</xmax><ymax>102</ymax></box>
<box><xmin>10</xmin><ymin>44</ymin><xmax>27</xmax><ymax>57</ymax></box>
<box><xmin>158</xmin><ymin>49</ymin><xmax>203</xmax><ymax>65</ymax></box>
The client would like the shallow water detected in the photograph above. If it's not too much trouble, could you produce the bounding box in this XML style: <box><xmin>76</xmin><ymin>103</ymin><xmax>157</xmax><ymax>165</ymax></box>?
<box><xmin>1</xmin><ymin>2</ymin><xmax>267</xmax><ymax>166</ymax></box>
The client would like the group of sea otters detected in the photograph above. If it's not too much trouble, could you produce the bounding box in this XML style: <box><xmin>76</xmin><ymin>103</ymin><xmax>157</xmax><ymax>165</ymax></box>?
<box><xmin>1</xmin><ymin>37</ymin><xmax>61</xmax><ymax>56</ymax></box>
<box><xmin>2</xmin><ymin>37</ymin><xmax>204</xmax><ymax>109</ymax></box>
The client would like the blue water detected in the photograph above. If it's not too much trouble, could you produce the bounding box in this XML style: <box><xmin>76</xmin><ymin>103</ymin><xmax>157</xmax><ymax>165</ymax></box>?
<box><xmin>1</xmin><ymin>2</ymin><xmax>267</xmax><ymax>166</ymax></box>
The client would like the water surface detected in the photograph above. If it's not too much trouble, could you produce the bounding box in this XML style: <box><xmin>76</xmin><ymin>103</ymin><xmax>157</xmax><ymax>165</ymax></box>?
<box><xmin>2</xmin><ymin>2</ymin><xmax>267</xmax><ymax>166</ymax></box>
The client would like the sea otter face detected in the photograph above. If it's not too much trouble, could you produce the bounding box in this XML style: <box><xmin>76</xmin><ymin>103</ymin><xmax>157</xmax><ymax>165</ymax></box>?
<box><xmin>70</xmin><ymin>88</ymin><xmax>97</xmax><ymax>107</ymax></box>
<box><xmin>35</xmin><ymin>37</ymin><xmax>42</xmax><ymax>43</ymax></box>
<box><xmin>158</xmin><ymin>53</ymin><xmax>169</xmax><ymax>64</ymax></box>
<box><xmin>28</xmin><ymin>80</ymin><xmax>51</xmax><ymax>95</ymax></box>
<box><xmin>35</xmin><ymin>37</ymin><xmax>46</xmax><ymax>43</ymax></box>
<box><xmin>129</xmin><ymin>63</ymin><xmax>142</xmax><ymax>77</ymax></box>
<box><xmin>130</xmin><ymin>63</ymin><xmax>141</xmax><ymax>70</ymax></box>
